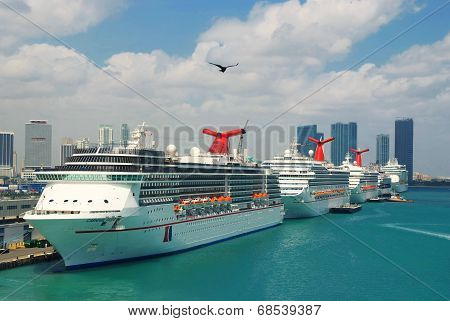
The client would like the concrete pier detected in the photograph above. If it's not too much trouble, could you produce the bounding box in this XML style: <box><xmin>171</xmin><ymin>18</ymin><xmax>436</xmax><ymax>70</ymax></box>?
<box><xmin>0</xmin><ymin>247</ymin><xmax>61</xmax><ymax>270</ymax></box>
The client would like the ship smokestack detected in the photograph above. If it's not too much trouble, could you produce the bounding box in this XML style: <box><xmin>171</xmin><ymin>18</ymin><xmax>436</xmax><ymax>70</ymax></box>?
<box><xmin>202</xmin><ymin>128</ymin><xmax>245</xmax><ymax>154</ymax></box>
<box><xmin>350</xmin><ymin>148</ymin><xmax>369</xmax><ymax>167</ymax></box>
<box><xmin>307</xmin><ymin>136</ymin><xmax>334</xmax><ymax>161</ymax></box>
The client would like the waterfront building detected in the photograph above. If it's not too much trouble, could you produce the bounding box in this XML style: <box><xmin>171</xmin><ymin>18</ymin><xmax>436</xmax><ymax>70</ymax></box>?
<box><xmin>0</xmin><ymin>221</ymin><xmax>33</xmax><ymax>249</ymax></box>
<box><xmin>296</xmin><ymin>125</ymin><xmax>323</xmax><ymax>156</ymax></box>
<box><xmin>60</xmin><ymin>138</ymin><xmax>75</xmax><ymax>166</ymax></box>
<box><xmin>121</xmin><ymin>123</ymin><xmax>130</xmax><ymax>147</ymax></box>
<box><xmin>98</xmin><ymin>125</ymin><xmax>113</xmax><ymax>147</ymax></box>
<box><xmin>0</xmin><ymin>132</ymin><xmax>14</xmax><ymax>178</ymax></box>
<box><xmin>395</xmin><ymin>118</ymin><xmax>414</xmax><ymax>182</ymax></box>
<box><xmin>376</xmin><ymin>134</ymin><xmax>389</xmax><ymax>165</ymax></box>
<box><xmin>330</xmin><ymin>122</ymin><xmax>357</xmax><ymax>166</ymax></box>
<box><xmin>24</xmin><ymin>120</ymin><xmax>52</xmax><ymax>168</ymax></box>
<box><xmin>0</xmin><ymin>196</ymin><xmax>39</xmax><ymax>219</ymax></box>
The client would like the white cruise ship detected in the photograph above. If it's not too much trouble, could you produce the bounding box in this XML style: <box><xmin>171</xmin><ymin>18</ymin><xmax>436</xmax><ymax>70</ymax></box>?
<box><xmin>262</xmin><ymin>139</ymin><xmax>350</xmax><ymax>218</ymax></box>
<box><xmin>339</xmin><ymin>151</ymin><xmax>379</xmax><ymax>203</ymax></box>
<box><xmin>377</xmin><ymin>173</ymin><xmax>392</xmax><ymax>197</ymax></box>
<box><xmin>381</xmin><ymin>158</ymin><xmax>408</xmax><ymax>193</ymax></box>
<box><xmin>24</xmin><ymin>124</ymin><xmax>284</xmax><ymax>269</ymax></box>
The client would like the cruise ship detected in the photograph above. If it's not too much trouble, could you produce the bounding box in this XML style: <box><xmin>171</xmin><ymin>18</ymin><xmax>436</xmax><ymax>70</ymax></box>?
<box><xmin>24</xmin><ymin>124</ymin><xmax>284</xmax><ymax>268</ymax></box>
<box><xmin>377</xmin><ymin>173</ymin><xmax>392</xmax><ymax>197</ymax></box>
<box><xmin>339</xmin><ymin>149</ymin><xmax>379</xmax><ymax>203</ymax></box>
<box><xmin>262</xmin><ymin>138</ymin><xmax>350</xmax><ymax>218</ymax></box>
<box><xmin>381</xmin><ymin>158</ymin><xmax>408</xmax><ymax>193</ymax></box>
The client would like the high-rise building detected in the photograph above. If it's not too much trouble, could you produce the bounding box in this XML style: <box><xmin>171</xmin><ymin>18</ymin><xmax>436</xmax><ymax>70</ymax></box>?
<box><xmin>0</xmin><ymin>132</ymin><xmax>14</xmax><ymax>177</ymax></box>
<box><xmin>98</xmin><ymin>125</ymin><xmax>113</xmax><ymax>147</ymax></box>
<box><xmin>121</xmin><ymin>123</ymin><xmax>129</xmax><ymax>147</ymax></box>
<box><xmin>376</xmin><ymin>134</ymin><xmax>389</xmax><ymax>165</ymax></box>
<box><xmin>296</xmin><ymin>125</ymin><xmax>323</xmax><ymax>156</ymax></box>
<box><xmin>330</xmin><ymin>122</ymin><xmax>357</xmax><ymax>166</ymax></box>
<box><xmin>24</xmin><ymin>120</ymin><xmax>52</xmax><ymax>168</ymax></box>
<box><xmin>60</xmin><ymin>138</ymin><xmax>75</xmax><ymax>166</ymax></box>
<box><xmin>395</xmin><ymin>118</ymin><xmax>413</xmax><ymax>182</ymax></box>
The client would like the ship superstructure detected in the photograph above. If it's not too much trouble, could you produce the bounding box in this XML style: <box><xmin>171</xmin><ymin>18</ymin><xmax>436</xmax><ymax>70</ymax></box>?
<box><xmin>24</xmin><ymin>124</ymin><xmax>284</xmax><ymax>268</ymax></box>
<box><xmin>381</xmin><ymin>158</ymin><xmax>408</xmax><ymax>193</ymax></box>
<box><xmin>262</xmin><ymin>139</ymin><xmax>350</xmax><ymax>218</ymax></box>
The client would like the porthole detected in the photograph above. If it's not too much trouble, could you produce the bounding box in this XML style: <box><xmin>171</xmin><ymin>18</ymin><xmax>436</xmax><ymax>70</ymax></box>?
<box><xmin>64</xmin><ymin>200</ymin><xmax>68</xmax><ymax>203</ymax></box>
<box><xmin>104</xmin><ymin>200</ymin><xmax>109</xmax><ymax>204</ymax></box>
<box><xmin>88</xmin><ymin>200</ymin><xmax>92</xmax><ymax>203</ymax></box>
<box><xmin>73</xmin><ymin>200</ymin><xmax>78</xmax><ymax>203</ymax></box>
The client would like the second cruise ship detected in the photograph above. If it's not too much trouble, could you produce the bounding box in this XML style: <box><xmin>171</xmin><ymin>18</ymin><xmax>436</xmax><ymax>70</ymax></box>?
<box><xmin>339</xmin><ymin>149</ymin><xmax>379</xmax><ymax>203</ymax></box>
<box><xmin>263</xmin><ymin>138</ymin><xmax>350</xmax><ymax>218</ymax></box>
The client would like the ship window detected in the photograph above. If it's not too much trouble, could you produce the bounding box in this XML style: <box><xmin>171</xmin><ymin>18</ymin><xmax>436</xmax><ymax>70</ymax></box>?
<box><xmin>49</xmin><ymin>199</ymin><xmax>54</xmax><ymax>202</ymax></box>
<box><xmin>88</xmin><ymin>200</ymin><xmax>92</xmax><ymax>203</ymax></box>
<box><xmin>73</xmin><ymin>200</ymin><xmax>78</xmax><ymax>203</ymax></box>
<box><xmin>64</xmin><ymin>200</ymin><xmax>68</xmax><ymax>203</ymax></box>
<box><xmin>104</xmin><ymin>200</ymin><xmax>109</xmax><ymax>204</ymax></box>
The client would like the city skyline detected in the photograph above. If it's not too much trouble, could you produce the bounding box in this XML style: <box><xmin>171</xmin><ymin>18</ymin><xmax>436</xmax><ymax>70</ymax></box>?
<box><xmin>0</xmin><ymin>1</ymin><xmax>448</xmax><ymax>176</ymax></box>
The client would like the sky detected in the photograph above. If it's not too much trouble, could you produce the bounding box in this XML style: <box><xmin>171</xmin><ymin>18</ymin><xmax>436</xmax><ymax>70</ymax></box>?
<box><xmin>0</xmin><ymin>0</ymin><xmax>449</xmax><ymax>176</ymax></box>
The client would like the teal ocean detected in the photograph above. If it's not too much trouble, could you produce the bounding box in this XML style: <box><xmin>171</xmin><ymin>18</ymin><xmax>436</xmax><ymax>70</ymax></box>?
<box><xmin>1</xmin><ymin>187</ymin><xmax>449</xmax><ymax>300</ymax></box>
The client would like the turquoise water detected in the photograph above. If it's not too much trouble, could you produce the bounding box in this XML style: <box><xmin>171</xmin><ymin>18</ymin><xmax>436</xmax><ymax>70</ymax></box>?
<box><xmin>1</xmin><ymin>187</ymin><xmax>449</xmax><ymax>300</ymax></box>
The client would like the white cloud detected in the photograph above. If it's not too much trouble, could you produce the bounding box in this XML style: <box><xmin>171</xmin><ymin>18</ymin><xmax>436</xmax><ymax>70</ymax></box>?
<box><xmin>0</xmin><ymin>0</ymin><xmax>449</xmax><ymax>175</ymax></box>
<box><xmin>0</xmin><ymin>0</ymin><xmax>127</xmax><ymax>50</ymax></box>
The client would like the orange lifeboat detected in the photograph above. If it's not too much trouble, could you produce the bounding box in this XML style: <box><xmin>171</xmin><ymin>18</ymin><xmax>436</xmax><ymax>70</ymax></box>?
<box><xmin>224</xmin><ymin>196</ymin><xmax>232</xmax><ymax>202</ymax></box>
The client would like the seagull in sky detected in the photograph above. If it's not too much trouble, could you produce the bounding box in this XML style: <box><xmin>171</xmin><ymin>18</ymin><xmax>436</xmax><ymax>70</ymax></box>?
<box><xmin>208</xmin><ymin>62</ymin><xmax>239</xmax><ymax>73</ymax></box>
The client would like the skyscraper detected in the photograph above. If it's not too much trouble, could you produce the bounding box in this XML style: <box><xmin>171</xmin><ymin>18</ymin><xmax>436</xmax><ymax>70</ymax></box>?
<box><xmin>24</xmin><ymin>120</ymin><xmax>52</xmax><ymax>168</ymax></box>
<box><xmin>121</xmin><ymin>123</ymin><xmax>129</xmax><ymax>147</ymax></box>
<box><xmin>376</xmin><ymin>134</ymin><xmax>389</xmax><ymax>165</ymax></box>
<box><xmin>296</xmin><ymin>125</ymin><xmax>323</xmax><ymax>156</ymax></box>
<box><xmin>60</xmin><ymin>138</ymin><xmax>75</xmax><ymax>166</ymax></box>
<box><xmin>395</xmin><ymin>118</ymin><xmax>413</xmax><ymax>182</ymax></box>
<box><xmin>98</xmin><ymin>125</ymin><xmax>113</xmax><ymax>147</ymax></box>
<box><xmin>0</xmin><ymin>132</ymin><xmax>14</xmax><ymax>177</ymax></box>
<box><xmin>330</xmin><ymin>122</ymin><xmax>357</xmax><ymax>166</ymax></box>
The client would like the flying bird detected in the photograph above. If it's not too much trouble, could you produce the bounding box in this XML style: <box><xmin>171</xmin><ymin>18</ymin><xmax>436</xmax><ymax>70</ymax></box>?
<box><xmin>208</xmin><ymin>62</ymin><xmax>239</xmax><ymax>73</ymax></box>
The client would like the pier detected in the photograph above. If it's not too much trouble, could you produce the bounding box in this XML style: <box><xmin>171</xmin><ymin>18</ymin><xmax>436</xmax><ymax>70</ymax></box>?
<box><xmin>0</xmin><ymin>247</ymin><xmax>60</xmax><ymax>270</ymax></box>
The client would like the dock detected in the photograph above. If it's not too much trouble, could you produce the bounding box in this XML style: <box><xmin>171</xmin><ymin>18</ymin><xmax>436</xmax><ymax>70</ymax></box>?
<box><xmin>0</xmin><ymin>247</ymin><xmax>60</xmax><ymax>270</ymax></box>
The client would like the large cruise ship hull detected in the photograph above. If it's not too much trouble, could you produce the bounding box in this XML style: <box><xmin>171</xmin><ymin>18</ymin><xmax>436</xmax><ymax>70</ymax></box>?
<box><xmin>282</xmin><ymin>193</ymin><xmax>349</xmax><ymax>219</ymax></box>
<box><xmin>25</xmin><ymin>204</ymin><xmax>284</xmax><ymax>268</ymax></box>
<box><xmin>350</xmin><ymin>185</ymin><xmax>378</xmax><ymax>203</ymax></box>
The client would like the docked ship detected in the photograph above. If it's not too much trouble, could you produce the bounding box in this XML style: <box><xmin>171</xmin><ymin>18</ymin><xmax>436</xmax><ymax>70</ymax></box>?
<box><xmin>24</xmin><ymin>124</ymin><xmax>284</xmax><ymax>269</ymax></box>
<box><xmin>377</xmin><ymin>174</ymin><xmax>392</xmax><ymax>197</ymax></box>
<box><xmin>381</xmin><ymin>158</ymin><xmax>408</xmax><ymax>193</ymax></box>
<box><xmin>262</xmin><ymin>137</ymin><xmax>350</xmax><ymax>218</ymax></box>
<box><xmin>339</xmin><ymin>149</ymin><xmax>379</xmax><ymax>203</ymax></box>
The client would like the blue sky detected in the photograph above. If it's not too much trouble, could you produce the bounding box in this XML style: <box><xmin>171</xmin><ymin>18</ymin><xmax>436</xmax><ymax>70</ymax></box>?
<box><xmin>1</xmin><ymin>0</ymin><xmax>449</xmax><ymax>176</ymax></box>
<box><xmin>56</xmin><ymin>0</ymin><xmax>449</xmax><ymax>68</ymax></box>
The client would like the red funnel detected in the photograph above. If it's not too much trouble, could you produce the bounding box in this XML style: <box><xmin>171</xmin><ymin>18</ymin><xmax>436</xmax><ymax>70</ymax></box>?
<box><xmin>350</xmin><ymin>148</ymin><xmax>369</xmax><ymax>166</ymax></box>
<box><xmin>202</xmin><ymin>128</ymin><xmax>245</xmax><ymax>154</ymax></box>
<box><xmin>308</xmin><ymin>136</ymin><xmax>334</xmax><ymax>161</ymax></box>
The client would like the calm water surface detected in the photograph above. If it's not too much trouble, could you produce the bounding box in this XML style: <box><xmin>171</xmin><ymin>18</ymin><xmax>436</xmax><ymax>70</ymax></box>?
<box><xmin>1</xmin><ymin>187</ymin><xmax>449</xmax><ymax>300</ymax></box>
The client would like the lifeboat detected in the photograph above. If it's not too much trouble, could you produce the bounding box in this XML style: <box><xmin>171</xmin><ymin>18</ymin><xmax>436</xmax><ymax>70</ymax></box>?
<box><xmin>224</xmin><ymin>196</ymin><xmax>232</xmax><ymax>202</ymax></box>
<box><xmin>217</xmin><ymin>196</ymin><xmax>225</xmax><ymax>202</ymax></box>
